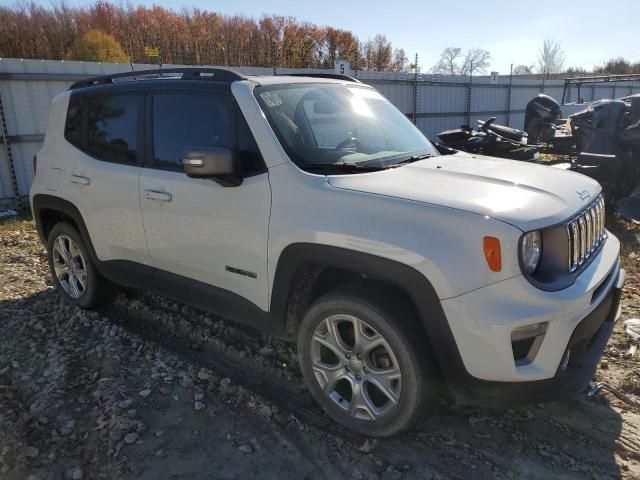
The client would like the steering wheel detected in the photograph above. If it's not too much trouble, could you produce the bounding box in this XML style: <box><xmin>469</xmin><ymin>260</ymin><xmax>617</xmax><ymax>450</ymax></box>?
<box><xmin>334</xmin><ymin>137</ymin><xmax>361</xmax><ymax>151</ymax></box>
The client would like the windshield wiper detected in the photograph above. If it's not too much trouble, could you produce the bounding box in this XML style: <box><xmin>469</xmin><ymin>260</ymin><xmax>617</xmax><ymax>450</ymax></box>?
<box><xmin>301</xmin><ymin>163</ymin><xmax>387</xmax><ymax>173</ymax></box>
<box><xmin>389</xmin><ymin>153</ymin><xmax>434</xmax><ymax>168</ymax></box>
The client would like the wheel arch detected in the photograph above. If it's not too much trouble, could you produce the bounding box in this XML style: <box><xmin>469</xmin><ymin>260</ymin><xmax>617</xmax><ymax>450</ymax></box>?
<box><xmin>32</xmin><ymin>194</ymin><xmax>99</xmax><ymax>263</ymax></box>
<box><xmin>270</xmin><ymin>243</ymin><xmax>464</xmax><ymax>377</ymax></box>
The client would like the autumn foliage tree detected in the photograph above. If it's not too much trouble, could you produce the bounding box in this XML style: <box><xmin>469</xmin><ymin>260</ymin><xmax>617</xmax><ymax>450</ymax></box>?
<box><xmin>0</xmin><ymin>1</ymin><xmax>409</xmax><ymax>71</ymax></box>
<box><xmin>69</xmin><ymin>29</ymin><xmax>129</xmax><ymax>62</ymax></box>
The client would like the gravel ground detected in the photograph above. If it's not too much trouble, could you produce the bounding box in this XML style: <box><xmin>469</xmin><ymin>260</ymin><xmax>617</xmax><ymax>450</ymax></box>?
<box><xmin>1</xmin><ymin>214</ymin><xmax>640</xmax><ymax>479</ymax></box>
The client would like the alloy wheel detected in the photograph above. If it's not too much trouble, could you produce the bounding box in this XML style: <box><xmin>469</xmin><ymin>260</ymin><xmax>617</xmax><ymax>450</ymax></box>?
<box><xmin>310</xmin><ymin>314</ymin><xmax>402</xmax><ymax>420</ymax></box>
<box><xmin>52</xmin><ymin>234</ymin><xmax>87</xmax><ymax>299</ymax></box>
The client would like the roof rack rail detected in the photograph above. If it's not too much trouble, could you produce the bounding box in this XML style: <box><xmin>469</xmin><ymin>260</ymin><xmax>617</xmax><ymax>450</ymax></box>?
<box><xmin>69</xmin><ymin>67</ymin><xmax>247</xmax><ymax>90</ymax></box>
<box><xmin>561</xmin><ymin>74</ymin><xmax>640</xmax><ymax>104</ymax></box>
<box><xmin>284</xmin><ymin>73</ymin><xmax>361</xmax><ymax>83</ymax></box>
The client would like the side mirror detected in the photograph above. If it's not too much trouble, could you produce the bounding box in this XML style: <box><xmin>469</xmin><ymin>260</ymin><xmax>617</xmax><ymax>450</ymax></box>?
<box><xmin>182</xmin><ymin>147</ymin><xmax>242</xmax><ymax>187</ymax></box>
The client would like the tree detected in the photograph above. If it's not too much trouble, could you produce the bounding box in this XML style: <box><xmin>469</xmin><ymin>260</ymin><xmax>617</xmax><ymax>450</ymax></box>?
<box><xmin>323</xmin><ymin>27</ymin><xmax>359</xmax><ymax>68</ymax></box>
<box><xmin>358</xmin><ymin>34</ymin><xmax>393</xmax><ymax>71</ymax></box>
<box><xmin>432</xmin><ymin>47</ymin><xmax>490</xmax><ymax>75</ymax></box>
<box><xmin>460</xmin><ymin>48</ymin><xmax>491</xmax><ymax>76</ymax></box>
<box><xmin>372</xmin><ymin>34</ymin><xmax>392</xmax><ymax>71</ymax></box>
<box><xmin>513</xmin><ymin>64</ymin><xmax>534</xmax><ymax>75</ymax></box>
<box><xmin>537</xmin><ymin>39</ymin><xmax>565</xmax><ymax>74</ymax></box>
<box><xmin>565</xmin><ymin>66</ymin><xmax>590</xmax><ymax>77</ymax></box>
<box><xmin>69</xmin><ymin>28</ymin><xmax>129</xmax><ymax>62</ymax></box>
<box><xmin>0</xmin><ymin>1</ymin><xmax>411</xmax><ymax>69</ymax></box>
<box><xmin>594</xmin><ymin>57</ymin><xmax>640</xmax><ymax>75</ymax></box>
<box><xmin>432</xmin><ymin>47</ymin><xmax>462</xmax><ymax>75</ymax></box>
<box><xmin>390</xmin><ymin>48</ymin><xmax>409</xmax><ymax>72</ymax></box>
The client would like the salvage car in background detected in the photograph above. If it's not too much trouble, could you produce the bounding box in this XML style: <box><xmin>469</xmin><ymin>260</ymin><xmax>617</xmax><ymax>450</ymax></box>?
<box><xmin>438</xmin><ymin>76</ymin><xmax>640</xmax><ymax>204</ymax></box>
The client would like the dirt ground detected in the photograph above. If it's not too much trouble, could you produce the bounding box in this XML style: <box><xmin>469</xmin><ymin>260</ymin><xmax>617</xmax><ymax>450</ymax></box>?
<box><xmin>1</xmin><ymin>214</ymin><xmax>640</xmax><ymax>480</ymax></box>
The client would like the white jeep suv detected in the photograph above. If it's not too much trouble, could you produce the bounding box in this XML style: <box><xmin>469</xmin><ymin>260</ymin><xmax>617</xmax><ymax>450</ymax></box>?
<box><xmin>30</xmin><ymin>68</ymin><xmax>625</xmax><ymax>437</ymax></box>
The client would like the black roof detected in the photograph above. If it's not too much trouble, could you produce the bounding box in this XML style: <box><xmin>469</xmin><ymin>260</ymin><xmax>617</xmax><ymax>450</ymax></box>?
<box><xmin>69</xmin><ymin>67</ymin><xmax>361</xmax><ymax>91</ymax></box>
<box><xmin>69</xmin><ymin>67</ymin><xmax>247</xmax><ymax>90</ymax></box>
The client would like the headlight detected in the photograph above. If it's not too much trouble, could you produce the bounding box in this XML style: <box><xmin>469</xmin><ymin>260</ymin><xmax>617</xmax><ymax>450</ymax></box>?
<box><xmin>520</xmin><ymin>231</ymin><xmax>542</xmax><ymax>274</ymax></box>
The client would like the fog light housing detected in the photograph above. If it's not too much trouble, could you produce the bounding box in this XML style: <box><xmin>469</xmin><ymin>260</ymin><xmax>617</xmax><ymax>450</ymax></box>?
<box><xmin>511</xmin><ymin>322</ymin><xmax>548</xmax><ymax>365</ymax></box>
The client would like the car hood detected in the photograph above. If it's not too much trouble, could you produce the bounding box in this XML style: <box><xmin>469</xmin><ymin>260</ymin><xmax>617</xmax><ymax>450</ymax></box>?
<box><xmin>327</xmin><ymin>152</ymin><xmax>601</xmax><ymax>231</ymax></box>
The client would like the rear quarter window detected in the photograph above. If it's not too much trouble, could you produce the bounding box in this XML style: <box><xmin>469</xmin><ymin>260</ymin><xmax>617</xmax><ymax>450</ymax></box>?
<box><xmin>64</xmin><ymin>95</ymin><xmax>83</xmax><ymax>148</ymax></box>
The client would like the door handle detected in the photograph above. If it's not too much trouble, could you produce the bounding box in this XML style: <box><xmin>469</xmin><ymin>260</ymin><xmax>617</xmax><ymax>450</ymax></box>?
<box><xmin>144</xmin><ymin>189</ymin><xmax>172</xmax><ymax>202</ymax></box>
<box><xmin>70</xmin><ymin>175</ymin><xmax>90</xmax><ymax>186</ymax></box>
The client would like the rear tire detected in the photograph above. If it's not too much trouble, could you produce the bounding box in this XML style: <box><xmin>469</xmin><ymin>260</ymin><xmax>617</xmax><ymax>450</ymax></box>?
<box><xmin>46</xmin><ymin>222</ymin><xmax>116</xmax><ymax>309</ymax></box>
<box><xmin>297</xmin><ymin>283</ymin><xmax>438</xmax><ymax>437</ymax></box>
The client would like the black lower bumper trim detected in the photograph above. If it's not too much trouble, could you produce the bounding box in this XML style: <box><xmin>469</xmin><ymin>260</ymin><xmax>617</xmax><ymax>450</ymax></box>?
<box><xmin>445</xmin><ymin>280</ymin><xmax>622</xmax><ymax>408</ymax></box>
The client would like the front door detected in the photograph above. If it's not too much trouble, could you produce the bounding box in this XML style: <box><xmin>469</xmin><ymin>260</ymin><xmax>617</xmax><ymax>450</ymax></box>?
<box><xmin>139</xmin><ymin>90</ymin><xmax>271</xmax><ymax>310</ymax></box>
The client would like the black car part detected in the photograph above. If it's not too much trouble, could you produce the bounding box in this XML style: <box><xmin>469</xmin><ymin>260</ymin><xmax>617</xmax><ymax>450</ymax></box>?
<box><xmin>437</xmin><ymin>117</ymin><xmax>540</xmax><ymax>161</ymax></box>
<box><xmin>438</xmin><ymin>91</ymin><xmax>640</xmax><ymax>204</ymax></box>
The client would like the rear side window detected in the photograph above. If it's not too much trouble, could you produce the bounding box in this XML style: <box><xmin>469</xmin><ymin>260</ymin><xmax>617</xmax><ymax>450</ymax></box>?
<box><xmin>64</xmin><ymin>95</ymin><xmax>83</xmax><ymax>148</ymax></box>
<box><xmin>86</xmin><ymin>95</ymin><xmax>140</xmax><ymax>164</ymax></box>
<box><xmin>152</xmin><ymin>93</ymin><xmax>264</xmax><ymax>176</ymax></box>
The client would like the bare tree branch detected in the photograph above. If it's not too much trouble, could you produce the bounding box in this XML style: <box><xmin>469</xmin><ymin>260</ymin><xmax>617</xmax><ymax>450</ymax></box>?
<box><xmin>432</xmin><ymin>47</ymin><xmax>462</xmax><ymax>75</ymax></box>
<box><xmin>460</xmin><ymin>48</ymin><xmax>491</xmax><ymax>76</ymax></box>
<box><xmin>537</xmin><ymin>39</ymin><xmax>565</xmax><ymax>74</ymax></box>
<box><xmin>432</xmin><ymin>47</ymin><xmax>490</xmax><ymax>76</ymax></box>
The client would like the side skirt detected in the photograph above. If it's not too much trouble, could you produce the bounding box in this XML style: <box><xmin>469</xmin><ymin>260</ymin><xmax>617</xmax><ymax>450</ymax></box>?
<box><xmin>98</xmin><ymin>259</ymin><xmax>285</xmax><ymax>339</ymax></box>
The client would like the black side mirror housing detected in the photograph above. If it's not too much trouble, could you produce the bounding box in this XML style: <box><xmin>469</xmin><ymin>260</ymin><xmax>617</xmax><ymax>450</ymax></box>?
<box><xmin>182</xmin><ymin>147</ymin><xmax>242</xmax><ymax>187</ymax></box>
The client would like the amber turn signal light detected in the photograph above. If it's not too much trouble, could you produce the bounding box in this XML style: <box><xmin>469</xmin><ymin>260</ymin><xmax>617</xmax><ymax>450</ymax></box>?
<box><xmin>483</xmin><ymin>236</ymin><xmax>502</xmax><ymax>272</ymax></box>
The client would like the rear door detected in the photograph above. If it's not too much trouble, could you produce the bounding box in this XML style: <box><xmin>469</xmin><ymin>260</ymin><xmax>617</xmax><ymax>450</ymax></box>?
<box><xmin>139</xmin><ymin>89</ymin><xmax>271</xmax><ymax>310</ymax></box>
<box><xmin>62</xmin><ymin>91</ymin><xmax>150</xmax><ymax>268</ymax></box>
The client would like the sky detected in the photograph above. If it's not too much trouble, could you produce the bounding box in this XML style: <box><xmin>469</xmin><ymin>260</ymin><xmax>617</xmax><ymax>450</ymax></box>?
<box><xmin>4</xmin><ymin>0</ymin><xmax>639</xmax><ymax>73</ymax></box>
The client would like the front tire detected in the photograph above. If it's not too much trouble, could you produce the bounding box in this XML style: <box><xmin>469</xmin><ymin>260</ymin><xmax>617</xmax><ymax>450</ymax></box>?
<box><xmin>47</xmin><ymin>222</ymin><xmax>116</xmax><ymax>309</ymax></box>
<box><xmin>297</xmin><ymin>284</ymin><xmax>438</xmax><ymax>437</ymax></box>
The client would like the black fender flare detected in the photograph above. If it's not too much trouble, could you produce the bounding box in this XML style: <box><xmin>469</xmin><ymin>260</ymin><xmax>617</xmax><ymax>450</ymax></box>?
<box><xmin>32</xmin><ymin>194</ymin><xmax>98</xmax><ymax>262</ymax></box>
<box><xmin>269</xmin><ymin>243</ymin><xmax>466</xmax><ymax>381</ymax></box>
<box><xmin>31</xmin><ymin>193</ymin><xmax>154</xmax><ymax>287</ymax></box>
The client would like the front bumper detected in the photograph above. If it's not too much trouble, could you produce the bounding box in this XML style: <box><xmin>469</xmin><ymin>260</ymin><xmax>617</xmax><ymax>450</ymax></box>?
<box><xmin>446</xmin><ymin>270</ymin><xmax>624</xmax><ymax>407</ymax></box>
<box><xmin>435</xmin><ymin>233</ymin><xmax>625</xmax><ymax>407</ymax></box>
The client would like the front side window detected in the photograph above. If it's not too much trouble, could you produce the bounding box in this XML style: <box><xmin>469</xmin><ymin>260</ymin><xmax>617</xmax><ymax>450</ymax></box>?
<box><xmin>151</xmin><ymin>93</ymin><xmax>264</xmax><ymax>176</ymax></box>
<box><xmin>254</xmin><ymin>83</ymin><xmax>438</xmax><ymax>171</ymax></box>
<box><xmin>86</xmin><ymin>94</ymin><xmax>140</xmax><ymax>164</ymax></box>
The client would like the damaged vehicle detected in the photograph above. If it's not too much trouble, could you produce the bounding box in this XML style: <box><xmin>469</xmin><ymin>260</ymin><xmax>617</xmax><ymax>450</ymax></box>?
<box><xmin>438</xmin><ymin>92</ymin><xmax>640</xmax><ymax>203</ymax></box>
<box><xmin>437</xmin><ymin>117</ymin><xmax>540</xmax><ymax>161</ymax></box>
<box><xmin>31</xmin><ymin>68</ymin><xmax>625</xmax><ymax>437</ymax></box>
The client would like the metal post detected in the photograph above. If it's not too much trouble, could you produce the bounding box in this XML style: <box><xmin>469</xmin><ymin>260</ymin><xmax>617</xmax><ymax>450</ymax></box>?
<box><xmin>612</xmin><ymin>81</ymin><xmax>617</xmax><ymax>99</ymax></box>
<box><xmin>412</xmin><ymin>53</ymin><xmax>418</xmax><ymax>125</ymax></box>
<box><xmin>272</xmin><ymin>40</ymin><xmax>277</xmax><ymax>76</ymax></box>
<box><xmin>0</xmin><ymin>93</ymin><xmax>21</xmax><ymax>209</ymax></box>
<box><xmin>506</xmin><ymin>63</ymin><xmax>513</xmax><ymax>126</ymax></box>
<box><xmin>466</xmin><ymin>64</ymin><xmax>473</xmax><ymax>125</ymax></box>
<box><xmin>541</xmin><ymin>70</ymin><xmax>546</xmax><ymax>94</ymax></box>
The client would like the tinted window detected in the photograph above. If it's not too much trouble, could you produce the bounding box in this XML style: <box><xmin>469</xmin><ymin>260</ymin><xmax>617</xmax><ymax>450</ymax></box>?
<box><xmin>255</xmin><ymin>84</ymin><xmax>438</xmax><ymax>169</ymax></box>
<box><xmin>86</xmin><ymin>95</ymin><xmax>139</xmax><ymax>164</ymax></box>
<box><xmin>152</xmin><ymin>93</ymin><xmax>264</xmax><ymax>175</ymax></box>
<box><xmin>64</xmin><ymin>95</ymin><xmax>83</xmax><ymax>148</ymax></box>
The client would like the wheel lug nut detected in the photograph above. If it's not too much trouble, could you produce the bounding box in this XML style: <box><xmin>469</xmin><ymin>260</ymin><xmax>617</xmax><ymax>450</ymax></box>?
<box><xmin>357</xmin><ymin>353</ymin><xmax>362</xmax><ymax>360</ymax></box>
<box><xmin>355</xmin><ymin>374</ymin><xmax>361</xmax><ymax>381</ymax></box>
<box><xmin>345</xmin><ymin>353</ymin><xmax>351</xmax><ymax>359</ymax></box>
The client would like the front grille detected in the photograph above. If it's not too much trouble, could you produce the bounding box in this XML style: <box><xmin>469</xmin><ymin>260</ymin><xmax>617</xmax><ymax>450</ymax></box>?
<box><xmin>567</xmin><ymin>195</ymin><xmax>606</xmax><ymax>272</ymax></box>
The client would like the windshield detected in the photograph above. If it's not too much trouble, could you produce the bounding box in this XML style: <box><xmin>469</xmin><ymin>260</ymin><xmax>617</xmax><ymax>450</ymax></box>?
<box><xmin>254</xmin><ymin>83</ymin><xmax>438</xmax><ymax>170</ymax></box>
